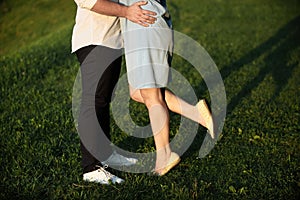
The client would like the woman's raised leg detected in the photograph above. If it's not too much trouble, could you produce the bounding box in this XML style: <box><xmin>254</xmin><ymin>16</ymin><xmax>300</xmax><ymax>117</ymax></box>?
<box><xmin>130</xmin><ymin>86</ymin><xmax>214</xmax><ymax>138</ymax></box>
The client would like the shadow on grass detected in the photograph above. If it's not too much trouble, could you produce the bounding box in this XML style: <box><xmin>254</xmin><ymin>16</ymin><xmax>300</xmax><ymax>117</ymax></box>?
<box><xmin>0</xmin><ymin>184</ymin><xmax>47</xmax><ymax>200</ymax></box>
<box><xmin>221</xmin><ymin>15</ymin><xmax>300</xmax><ymax>112</ymax></box>
<box><xmin>114</xmin><ymin>16</ymin><xmax>300</xmax><ymax>160</ymax></box>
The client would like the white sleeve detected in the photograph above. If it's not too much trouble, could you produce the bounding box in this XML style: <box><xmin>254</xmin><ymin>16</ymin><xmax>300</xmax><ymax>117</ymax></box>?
<box><xmin>74</xmin><ymin>0</ymin><xmax>98</xmax><ymax>10</ymax></box>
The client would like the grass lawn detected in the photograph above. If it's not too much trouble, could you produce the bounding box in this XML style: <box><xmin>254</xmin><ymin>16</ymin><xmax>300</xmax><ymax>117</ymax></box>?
<box><xmin>0</xmin><ymin>0</ymin><xmax>299</xmax><ymax>199</ymax></box>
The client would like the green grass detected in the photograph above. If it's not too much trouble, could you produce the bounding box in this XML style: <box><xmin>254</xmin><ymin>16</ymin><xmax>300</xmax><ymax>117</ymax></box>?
<box><xmin>1</xmin><ymin>0</ymin><xmax>300</xmax><ymax>199</ymax></box>
<box><xmin>0</xmin><ymin>0</ymin><xmax>76</xmax><ymax>56</ymax></box>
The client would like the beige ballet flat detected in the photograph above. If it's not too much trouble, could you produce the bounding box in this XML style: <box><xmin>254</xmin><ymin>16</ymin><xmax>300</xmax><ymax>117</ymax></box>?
<box><xmin>154</xmin><ymin>152</ymin><xmax>181</xmax><ymax>176</ymax></box>
<box><xmin>196</xmin><ymin>99</ymin><xmax>215</xmax><ymax>139</ymax></box>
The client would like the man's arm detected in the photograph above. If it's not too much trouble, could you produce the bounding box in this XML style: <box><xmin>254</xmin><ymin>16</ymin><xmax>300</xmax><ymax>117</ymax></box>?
<box><xmin>75</xmin><ymin>0</ymin><xmax>157</xmax><ymax>27</ymax></box>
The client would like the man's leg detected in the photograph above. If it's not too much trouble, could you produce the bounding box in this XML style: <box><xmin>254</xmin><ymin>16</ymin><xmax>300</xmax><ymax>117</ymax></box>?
<box><xmin>76</xmin><ymin>45</ymin><xmax>122</xmax><ymax>173</ymax></box>
<box><xmin>95</xmin><ymin>52</ymin><xmax>122</xmax><ymax>141</ymax></box>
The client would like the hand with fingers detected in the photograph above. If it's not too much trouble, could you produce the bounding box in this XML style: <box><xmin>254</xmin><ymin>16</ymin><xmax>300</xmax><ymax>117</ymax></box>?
<box><xmin>125</xmin><ymin>1</ymin><xmax>157</xmax><ymax>27</ymax></box>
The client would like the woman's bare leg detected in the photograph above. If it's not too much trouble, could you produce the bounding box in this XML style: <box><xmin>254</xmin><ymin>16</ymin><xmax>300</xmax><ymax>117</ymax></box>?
<box><xmin>130</xmin><ymin>86</ymin><xmax>209</xmax><ymax>128</ymax></box>
<box><xmin>137</xmin><ymin>87</ymin><xmax>172</xmax><ymax>173</ymax></box>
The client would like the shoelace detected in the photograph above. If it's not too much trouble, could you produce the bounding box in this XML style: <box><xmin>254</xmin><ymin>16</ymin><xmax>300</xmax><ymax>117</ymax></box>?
<box><xmin>95</xmin><ymin>165</ymin><xmax>113</xmax><ymax>179</ymax></box>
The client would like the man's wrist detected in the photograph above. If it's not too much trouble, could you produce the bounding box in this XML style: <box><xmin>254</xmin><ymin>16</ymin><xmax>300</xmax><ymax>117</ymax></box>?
<box><xmin>120</xmin><ymin>5</ymin><xmax>129</xmax><ymax>19</ymax></box>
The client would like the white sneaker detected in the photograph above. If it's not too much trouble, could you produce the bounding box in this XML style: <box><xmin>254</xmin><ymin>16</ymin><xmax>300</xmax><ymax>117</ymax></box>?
<box><xmin>83</xmin><ymin>166</ymin><xmax>124</xmax><ymax>184</ymax></box>
<box><xmin>101</xmin><ymin>151</ymin><xmax>138</xmax><ymax>167</ymax></box>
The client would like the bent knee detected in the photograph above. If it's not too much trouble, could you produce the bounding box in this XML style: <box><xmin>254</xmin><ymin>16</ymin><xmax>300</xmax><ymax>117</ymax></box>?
<box><xmin>130</xmin><ymin>91</ymin><xmax>143</xmax><ymax>103</ymax></box>
<box><xmin>140</xmin><ymin>89</ymin><xmax>164</xmax><ymax>107</ymax></box>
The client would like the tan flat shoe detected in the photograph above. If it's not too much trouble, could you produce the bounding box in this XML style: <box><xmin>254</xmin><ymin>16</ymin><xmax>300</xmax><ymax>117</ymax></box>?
<box><xmin>196</xmin><ymin>99</ymin><xmax>215</xmax><ymax>139</ymax></box>
<box><xmin>155</xmin><ymin>152</ymin><xmax>181</xmax><ymax>176</ymax></box>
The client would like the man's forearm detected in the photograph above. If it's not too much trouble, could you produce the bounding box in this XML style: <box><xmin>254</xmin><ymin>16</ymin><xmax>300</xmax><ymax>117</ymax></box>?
<box><xmin>90</xmin><ymin>0</ymin><xmax>128</xmax><ymax>18</ymax></box>
<box><xmin>81</xmin><ymin>0</ymin><xmax>156</xmax><ymax>26</ymax></box>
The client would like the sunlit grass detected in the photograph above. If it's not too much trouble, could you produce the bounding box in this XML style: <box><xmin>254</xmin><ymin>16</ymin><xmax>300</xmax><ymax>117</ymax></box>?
<box><xmin>0</xmin><ymin>0</ymin><xmax>299</xmax><ymax>199</ymax></box>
